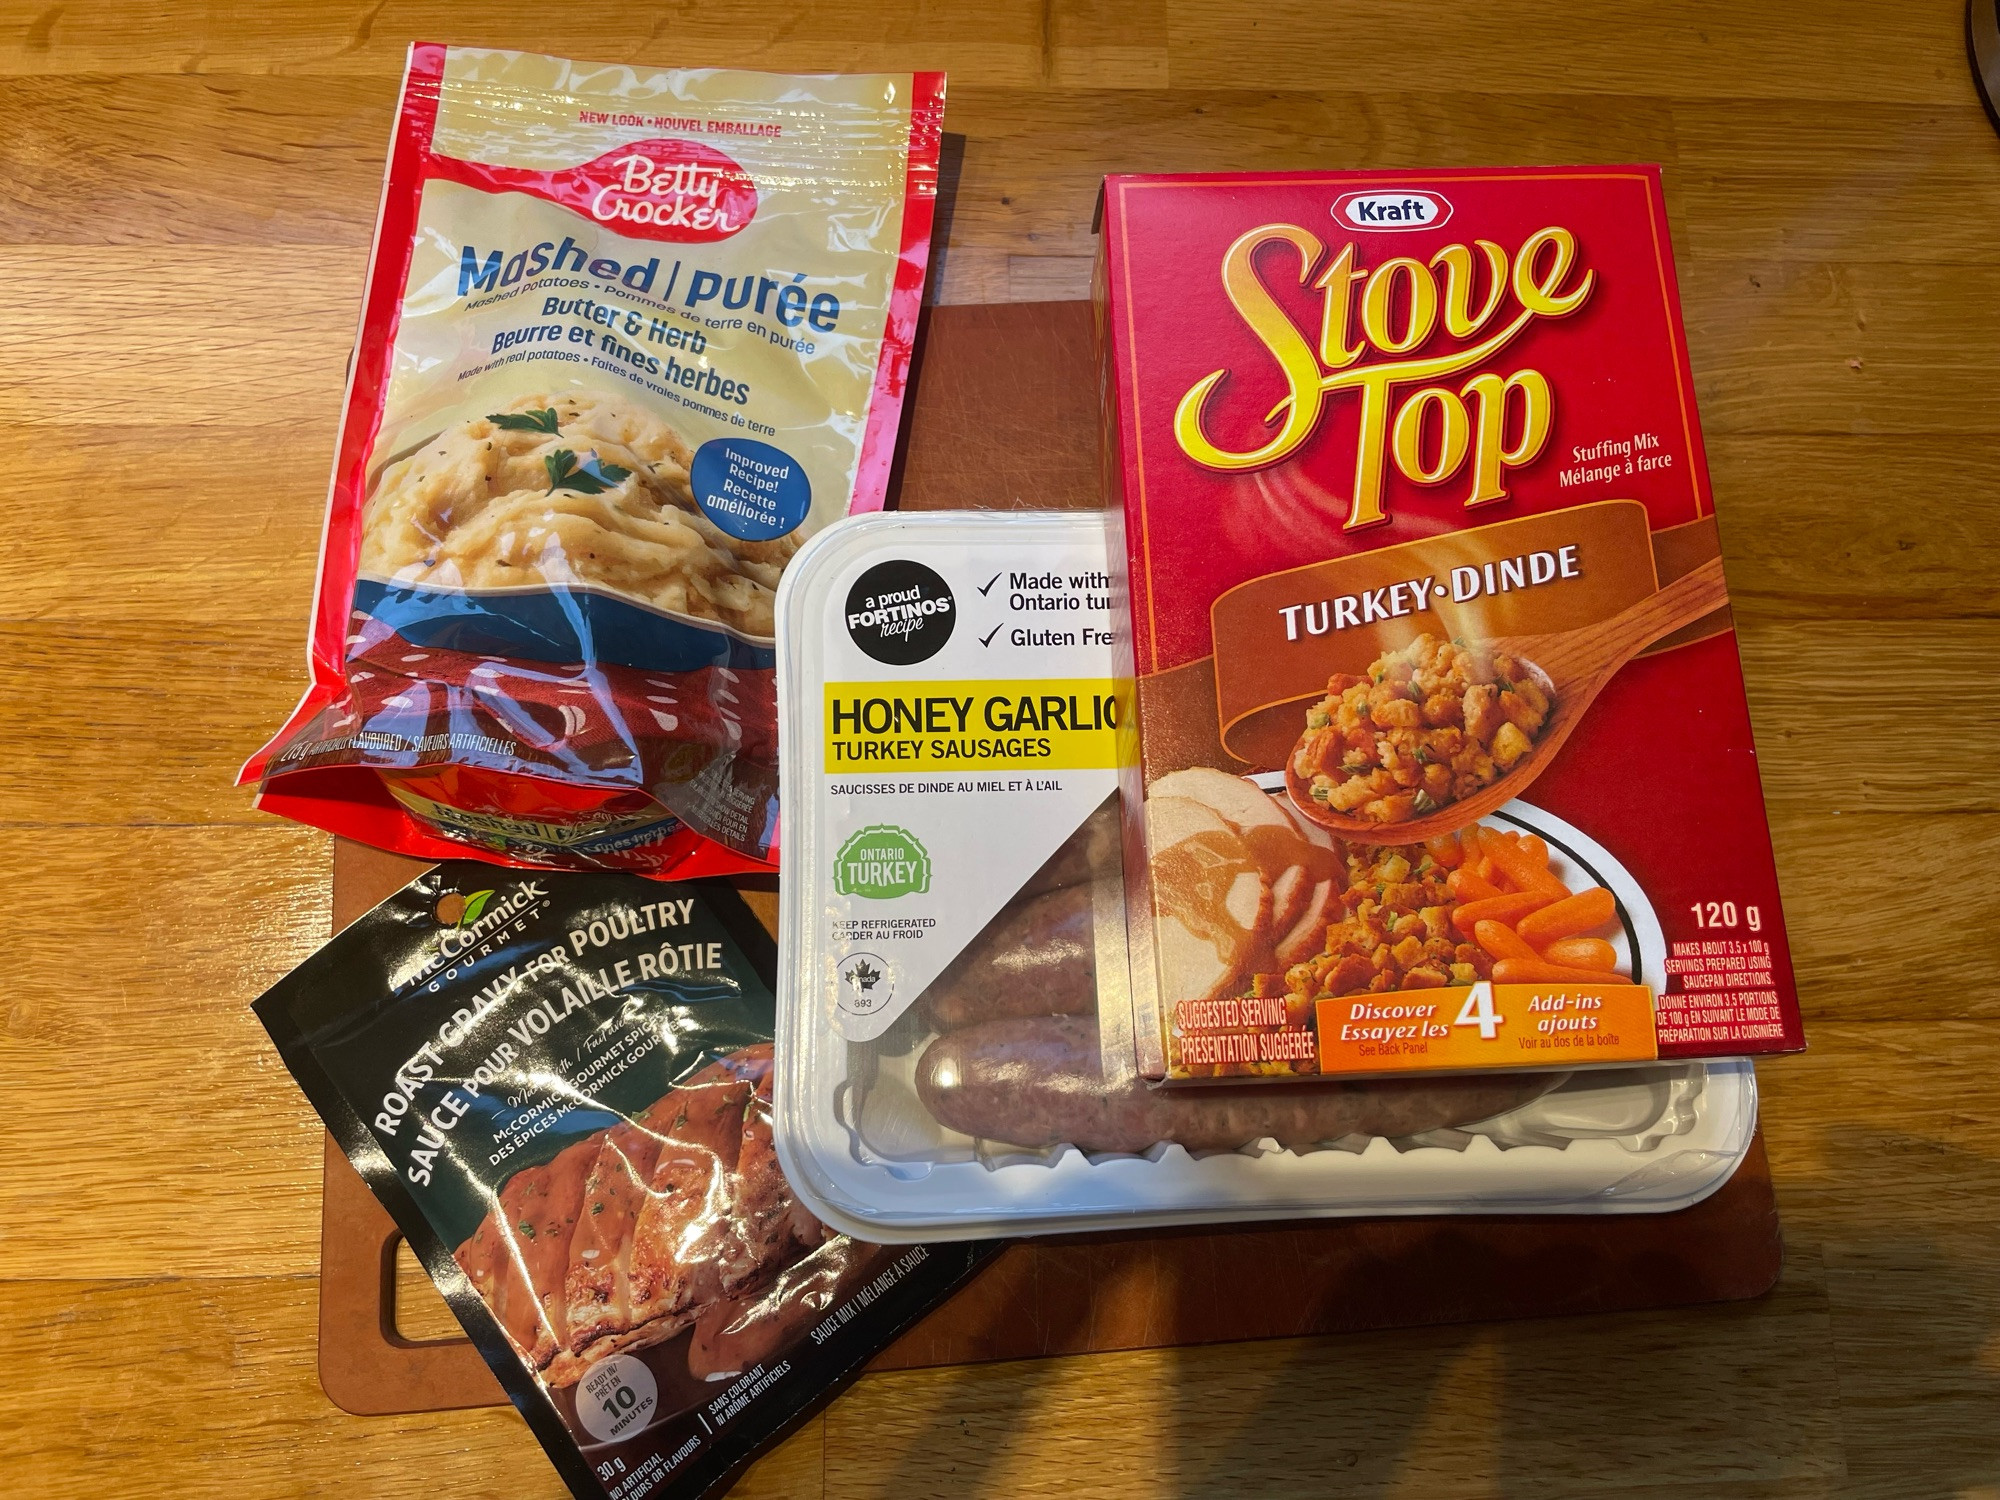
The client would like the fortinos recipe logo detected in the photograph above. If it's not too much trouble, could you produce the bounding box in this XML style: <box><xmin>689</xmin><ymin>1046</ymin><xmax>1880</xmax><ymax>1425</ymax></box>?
<box><xmin>1172</xmin><ymin>221</ymin><xmax>1596</xmax><ymax>529</ymax></box>
<box><xmin>845</xmin><ymin>559</ymin><xmax>957</xmax><ymax>665</ymax></box>
<box><xmin>428</xmin><ymin>137</ymin><xmax>760</xmax><ymax>244</ymax></box>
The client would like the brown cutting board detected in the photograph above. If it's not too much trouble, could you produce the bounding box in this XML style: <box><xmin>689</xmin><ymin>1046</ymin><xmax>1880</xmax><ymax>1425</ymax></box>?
<box><xmin>314</xmin><ymin>299</ymin><xmax>1781</xmax><ymax>1416</ymax></box>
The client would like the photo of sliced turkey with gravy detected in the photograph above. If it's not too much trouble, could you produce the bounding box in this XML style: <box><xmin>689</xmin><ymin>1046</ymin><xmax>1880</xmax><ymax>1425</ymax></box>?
<box><xmin>453</xmin><ymin>1044</ymin><xmax>832</xmax><ymax>1389</ymax></box>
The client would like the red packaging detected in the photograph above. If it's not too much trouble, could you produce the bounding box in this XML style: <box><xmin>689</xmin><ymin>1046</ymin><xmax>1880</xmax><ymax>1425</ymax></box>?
<box><xmin>1095</xmin><ymin>166</ymin><xmax>1805</xmax><ymax>1081</ymax></box>
<box><xmin>242</xmin><ymin>46</ymin><xmax>945</xmax><ymax>877</ymax></box>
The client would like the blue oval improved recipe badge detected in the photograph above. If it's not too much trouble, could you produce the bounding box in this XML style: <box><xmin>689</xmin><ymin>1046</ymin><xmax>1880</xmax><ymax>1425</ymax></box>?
<box><xmin>691</xmin><ymin>438</ymin><xmax>812</xmax><ymax>541</ymax></box>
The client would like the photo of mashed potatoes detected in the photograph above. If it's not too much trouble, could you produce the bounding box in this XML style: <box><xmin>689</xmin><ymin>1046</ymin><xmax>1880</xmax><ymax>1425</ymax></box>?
<box><xmin>358</xmin><ymin>391</ymin><xmax>798</xmax><ymax>638</ymax></box>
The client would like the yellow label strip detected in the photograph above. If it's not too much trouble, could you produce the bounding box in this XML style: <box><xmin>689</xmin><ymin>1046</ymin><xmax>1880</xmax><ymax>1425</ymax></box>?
<box><xmin>822</xmin><ymin>678</ymin><xmax>1131</xmax><ymax>773</ymax></box>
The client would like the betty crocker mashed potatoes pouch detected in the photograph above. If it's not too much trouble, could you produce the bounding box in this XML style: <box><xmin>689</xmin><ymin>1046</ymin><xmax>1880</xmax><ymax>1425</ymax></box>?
<box><xmin>242</xmin><ymin>45</ymin><xmax>945</xmax><ymax>876</ymax></box>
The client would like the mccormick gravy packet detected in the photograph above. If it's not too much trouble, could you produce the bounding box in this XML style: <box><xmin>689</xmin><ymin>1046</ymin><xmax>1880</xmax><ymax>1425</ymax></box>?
<box><xmin>242</xmin><ymin>46</ymin><xmax>946</xmax><ymax>878</ymax></box>
<box><xmin>255</xmin><ymin>863</ymin><xmax>993</xmax><ymax>1499</ymax></box>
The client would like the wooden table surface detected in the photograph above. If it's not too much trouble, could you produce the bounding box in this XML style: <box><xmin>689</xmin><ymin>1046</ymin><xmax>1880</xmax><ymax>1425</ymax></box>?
<box><xmin>3</xmin><ymin>2</ymin><xmax>1996</xmax><ymax>1495</ymax></box>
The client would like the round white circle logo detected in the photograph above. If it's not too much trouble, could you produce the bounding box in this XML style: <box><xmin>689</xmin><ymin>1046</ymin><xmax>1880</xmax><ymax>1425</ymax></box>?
<box><xmin>576</xmin><ymin>1353</ymin><xmax>660</xmax><ymax>1444</ymax></box>
<box><xmin>836</xmin><ymin>950</ymin><xmax>896</xmax><ymax>1018</ymax></box>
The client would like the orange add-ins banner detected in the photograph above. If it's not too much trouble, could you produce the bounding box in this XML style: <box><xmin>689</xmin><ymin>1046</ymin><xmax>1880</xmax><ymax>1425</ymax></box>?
<box><xmin>1209</xmin><ymin>499</ymin><xmax>1659</xmax><ymax>768</ymax></box>
<box><xmin>1315</xmin><ymin>980</ymin><xmax>1659</xmax><ymax>1076</ymax></box>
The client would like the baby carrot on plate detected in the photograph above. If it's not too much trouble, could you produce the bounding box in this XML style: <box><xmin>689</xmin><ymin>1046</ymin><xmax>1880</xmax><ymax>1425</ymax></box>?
<box><xmin>1451</xmin><ymin>890</ymin><xmax>1556</xmax><ymax>935</ymax></box>
<box><xmin>1493</xmin><ymin>957</ymin><xmax>1634</xmax><ymax>985</ymax></box>
<box><xmin>1426</xmin><ymin>832</ymin><xmax>1466</xmax><ymax>869</ymax></box>
<box><xmin>1448</xmin><ymin>865</ymin><xmax>1503</xmax><ymax>901</ymax></box>
<box><xmin>1476</xmin><ymin>826</ymin><xmax>1570</xmax><ymax>897</ymax></box>
<box><xmin>1473</xmin><ymin>919</ymin><xmax>1541</xmax><ymax>963</ymax></box>
<box><xmin>1542</xmin><ymin>936</ymin><xmax>1619</xmax><ymax>972</ymax></box>
<box><xmin>1516</xmin><ymin>886</ymin><xmax>1618</xmax><ymax>947</ymax></box>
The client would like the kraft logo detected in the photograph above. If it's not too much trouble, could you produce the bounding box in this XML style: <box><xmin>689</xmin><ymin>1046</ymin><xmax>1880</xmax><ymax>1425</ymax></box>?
<box><xmin>1332</xmin><ymin>190</ymin><xmax>1453</xmax><ymax>231</ymax></box>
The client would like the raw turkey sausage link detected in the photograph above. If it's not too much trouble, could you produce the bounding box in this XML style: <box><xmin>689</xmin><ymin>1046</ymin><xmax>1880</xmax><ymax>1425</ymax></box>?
<box><xmin>916</xmin><ymin>1015</ymin><xmax>1563</xmax><ymax>1154</ymax></box>
<box><xmin>918</xmin><ymin>880</ymin><xmax>1097</xmax><ymax>1031</ymax></box>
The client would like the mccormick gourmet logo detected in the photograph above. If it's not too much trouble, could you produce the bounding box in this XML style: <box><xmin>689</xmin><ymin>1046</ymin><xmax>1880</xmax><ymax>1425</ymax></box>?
<box><xmin>1172</xmin><ymin>222</ymin><xmax>1596</xmax><ymax>530</ymax></box>
<box><xmin>1333</xmin><ymin>190</ymin><xmax>1452</xmax><ymax>230</ymax></box>
<box><xmin>427</xmin><ymin>137</ymin><xmax>759</xmax><ymax>245</ymax></box>
<box><xmin>394</xmin><ymin>881</ymin><xmax>548</xmax><ymax>995</ymax></box>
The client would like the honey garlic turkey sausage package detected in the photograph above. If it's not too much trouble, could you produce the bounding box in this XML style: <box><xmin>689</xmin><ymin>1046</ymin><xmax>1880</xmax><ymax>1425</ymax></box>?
<box><xmin>1095</xmin><ymin>167</ymin><xmax>1806</xmax><ymax>1084</ymax></box>
<box><xmin>242</xmin><ymin>46</ymin><xmax>945</xmax><ymax>877</ymax></box>
<box><xmin>254</xmin><ymin>864</ymin><xmax>994</xmax><ymax>1499</ymax></box>
<box><xmin>770</xmin><ymin>510</ymin><xmax>1760</xmax><ymax>1241</ymax></box>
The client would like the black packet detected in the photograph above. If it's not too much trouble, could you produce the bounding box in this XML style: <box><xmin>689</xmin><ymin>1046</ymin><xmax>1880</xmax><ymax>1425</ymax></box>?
<box><xmin>255</xmin><ymin>862</ymin><xmax>997</xmax><ymax>1499</ymax></box>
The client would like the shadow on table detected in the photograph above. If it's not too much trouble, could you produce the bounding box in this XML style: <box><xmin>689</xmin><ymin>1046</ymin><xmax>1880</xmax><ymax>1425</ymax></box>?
<box><xmin>835</xmin><ymin>1129</ymin><xmax>2000</xmax><ymax>1498</ymax></box>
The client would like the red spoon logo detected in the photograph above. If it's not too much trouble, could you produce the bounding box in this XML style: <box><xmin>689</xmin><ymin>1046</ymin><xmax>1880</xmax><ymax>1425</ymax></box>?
<box><xmin>428</xmin><ymin>137</ymin><xmax>759</xmax><ymax>244</ymax></box>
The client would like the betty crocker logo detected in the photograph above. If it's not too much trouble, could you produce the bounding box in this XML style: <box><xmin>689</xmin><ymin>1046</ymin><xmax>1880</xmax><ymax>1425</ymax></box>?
<box><xmin>427</xmin><ymin>137</ymin><xmax>759</xmax><ymax>244</ymax></box>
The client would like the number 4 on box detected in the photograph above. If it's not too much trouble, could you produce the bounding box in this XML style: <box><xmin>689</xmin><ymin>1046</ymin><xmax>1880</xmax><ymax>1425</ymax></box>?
<box><xmin>1454</xmin><ymin>981</ymin><xmax>1504</xmax><ymax>1040</ymax></box>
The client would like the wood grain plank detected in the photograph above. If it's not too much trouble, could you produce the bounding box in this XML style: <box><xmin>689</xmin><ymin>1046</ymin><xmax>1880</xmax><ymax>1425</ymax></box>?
<box><xmin>934</xmin><ymin>87</ymin><xmax>1681</xmax><ymax>262</ymax></box>
<box><xmin>1756</xmin><ymin>1022</ymin><xmax>2000</xmax><ymax>1178</ymax></box>
<box><xmin>1757</xmin><ymin>1029</ymin><xmax>2000</xmax><ymax>1500</ymax></box>
<box><xmin>0</xmin><ymin>75</ymin><xmax>395</xmax><ymax>244</ymax></box>
<box><xmin>0</xmin><ymin>827</ymin><xmax>331</xmax><ymax>1278</ymax></box>
<box><xmin>1736</xmin><ymin>621</ymin><xmax>2000</xmax><ymax>811</ymax></box>
<box><xmin>820</xmin><ymin>1251</ymin><xmax>1842</xmax><ymax>1498</ymax></box>
<box><xmin>0</xmin><ymin>247</ymin><xmax>361</xmax><ymax>426</ymax></box>
<box><xmin>1683</xmin><ymin>258</ymin><xmax>2000</xmax><ymax>436</ymax></box>
<box><xmin>0</xmin><ymin>2</ymin><xmax>1067</xmax><ymax>81</ymax></box>
<box><xmin>1039</xmin><ymin>0</ymin><xmax>1169</xmax><ymax>89</ymax></box>
<box><xmin>1768</xmin><ymin>815</ymin><xmax>2000</xmax><ymax>1020</ymax></box>
<box><xmin>0</xmin><ymin>624</ymin><xmax>308</xmax><ymax>825</ymax></box>
<box><xmin>0</xmin><ymin>79</ymin><xmax>1691</xmax><ymax>251</ymax></box>
<box><xmin>1812</xmin><ymin>1234</ymin><xmax>2000</xmax><ymax>1500</ymax></box>
<box><xmin>0</xmin><ymin>1273</ymin><xmax>565</xmax><ymax>1498</ymax></box>
<box><xmin>1709</xmin><ymin>436</ymin><xmax>2000</xmax><ymax>619</ymax></box>
<box><xmin>0</xmin><ymin>1269</ymin><xmax>827</xmax><ymax>1497</ymax></box>
<box><xmin>1162</xmin><ymin>0</ymin><xmax>1969</xmax><ymax>107</ymax></box>
<box><xmin>0</xmin><ymin>429</ymin><xmax>327</xmax><ymax>624</ymax></box>
<box><xmin>23</xmin><ymin>0</ymin><xmax>1951</xmax><ymax>100</ymax></box>
<box><xmin>1674</xmin><ymin>101</ymin><xmax>2000</xmax><ymax>265</ymax></box>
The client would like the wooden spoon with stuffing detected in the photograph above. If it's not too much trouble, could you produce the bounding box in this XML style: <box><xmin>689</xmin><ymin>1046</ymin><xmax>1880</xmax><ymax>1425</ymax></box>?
<box><xmin>1285</xmin><ymin>557</ymin><xmax>1731</xmax><ymax>845</ymax></box>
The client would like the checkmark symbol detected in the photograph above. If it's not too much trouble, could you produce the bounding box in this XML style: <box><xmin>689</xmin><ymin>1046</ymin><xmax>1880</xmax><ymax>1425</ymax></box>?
<box><xmin>977</xmin><ymin>571</ymin><xmax>1003</xmax><ymax>596</ymax></box>
<box><xmin>978</xmin><ymin>623</ymin><xmax>1003</xmax><ymax>647</ymax></box>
